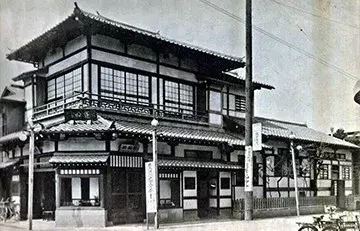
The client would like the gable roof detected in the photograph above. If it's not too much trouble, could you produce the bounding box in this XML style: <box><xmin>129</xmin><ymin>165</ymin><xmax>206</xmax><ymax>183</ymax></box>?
<box><xmin>7</xmin><ymin>4</ymin><xmax>244</xmax><ymax>72</ymax></box>
<box><xmin>228</xmin><ymin>116</ymin><xmax>359</xmax><ymax>149</ymax></box>
<box><xmin>0</xmin><ymin>84</ymin><xmax>25</xmax><ymax>103</ymax></box>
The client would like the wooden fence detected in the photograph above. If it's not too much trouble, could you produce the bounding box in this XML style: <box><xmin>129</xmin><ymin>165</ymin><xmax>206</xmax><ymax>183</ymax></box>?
<box><xmin>233</xmin><ymin>196</ymin><xmax>337</xmax><ymax>211</ymax></box>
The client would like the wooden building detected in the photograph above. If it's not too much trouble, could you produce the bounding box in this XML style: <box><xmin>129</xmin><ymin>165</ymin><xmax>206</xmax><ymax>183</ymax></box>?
<box><xmin>0</xmin><ymin>4</ymin><xmax>358</xmax><ymax>228</ymax></box>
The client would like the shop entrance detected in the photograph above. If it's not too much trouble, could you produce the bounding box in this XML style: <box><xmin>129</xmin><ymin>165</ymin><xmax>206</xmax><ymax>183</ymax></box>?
<box><xmin>197</xmin><ymin>171</ymin><xmax>210</xmax><ymax>218</ymax></box>
<box><xmin>109</xmin><ymin>169</ymin><xmax>145</xmax><ymax>224</ymax></box>
<box><xmin>33</xmin><ymin>171</ymin><xmax>56</xmax><ymax>219</ymax></box>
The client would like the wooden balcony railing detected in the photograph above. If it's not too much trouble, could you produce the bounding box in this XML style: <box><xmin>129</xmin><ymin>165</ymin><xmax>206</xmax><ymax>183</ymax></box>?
<box><xmin>32</xmin><ymin>92</ymin><xmax>209</xmax><ymax>123</ymax></box>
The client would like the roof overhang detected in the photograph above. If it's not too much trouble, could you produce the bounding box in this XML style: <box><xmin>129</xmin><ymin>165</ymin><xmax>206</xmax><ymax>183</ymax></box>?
<box><xmin>49</xmin><ymin>152</ymin><xmax>109</xmax><ymax>166</ymax></box>
<box><xmin>7</xmin><ymin>6</ymin><xmax>245</xmax><ymax>73</ymax></box>
<box><xmin>0</xmin><ymin>158</ymin><xmax>20</xmax><ymax>170</ymax></box>
<box><xmin>12</xmin><ymin>67</ymin><xmax>48</xmax><ymax>82</ymax></box>
<box><xmin>159</xmin><ymin>158</ymin><xmax>242</xmax><ymax>170</ymax></box>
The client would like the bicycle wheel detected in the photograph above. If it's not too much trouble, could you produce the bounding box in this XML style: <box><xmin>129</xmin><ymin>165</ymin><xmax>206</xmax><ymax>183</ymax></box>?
<box><xmin>298</xmin><ymin>225</ymin><xmax>318</xmax><ymax>231</ymax></box>
<box><xmin>322</xmin><ymin>226</ymin><xmax>338</xmax><ymax>231</ymax></box>
<box><xmin>0</xmin><ymin>207</ymin><xmax>5</xmax><ymax>221</ymax></box>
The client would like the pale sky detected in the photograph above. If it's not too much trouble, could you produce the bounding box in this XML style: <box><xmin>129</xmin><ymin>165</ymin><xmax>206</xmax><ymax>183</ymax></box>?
<box><xmin>1</xmin><ymin>0</ymin><xmax>359</xmax><ymax>133</ymax></box>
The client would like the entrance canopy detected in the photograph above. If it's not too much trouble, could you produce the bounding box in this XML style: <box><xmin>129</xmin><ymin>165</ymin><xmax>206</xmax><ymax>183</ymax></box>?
<box><xmin>159</xmin><ymin>158</ymin><xmax>242</xmax><ymax>170</ymax></box>
<box><xmin>0</xmin><ymin>158</ymin><xmax>19</xmax><ymax>169</ymax></box>
<box><xmin>49</xmin><ymin>152</ymin><xmax>109</xmax><ymax>166</ymax></box>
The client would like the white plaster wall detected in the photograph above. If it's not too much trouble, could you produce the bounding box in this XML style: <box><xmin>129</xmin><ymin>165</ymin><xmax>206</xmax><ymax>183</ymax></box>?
<box><xmin>14</xmin><ymin>146</ymin><xmax>21</xmax><ymax>158</ymax></box>
<box><xmin>234</xmin><ymin>186</ymin><xmax>263</xmax><ymax>199</ymax></box>
<box><xmin>44</xmin><ymin>47</ymin><xmax>63</xmax><ymax>66</ymax></box>
<box><xmin>159</xmin><ymin>66</ymin><xmax>196</xmax><ymax>82</ymax></box>
<box><xmin>209</xmin><ymin>198</ymin><xmax>217</xmax><ymax>208</ymax></box>
<box><xmin>91</xmin><ymin>64</ymin><xmax>98</xmax><ymax>96</ymax></box>
<box><xmin>24</xmin><ymin>85</ymin><xmax>33</xmax><ymax>110</ymax></box>
<box><xmin>230</xmin><ymin>150</ymin><xmax>244</xmax><ymax>163</ymax></box>
<box><xmin>91</xmin><ymin>34</ymin><xmax>124</xmax><ymax>52</ymax></box>
<box><xmin>174</xmin><ymin>144</ymin><xmax>220</xmax><ymax>159</ymax></box>
<box><xmin>183</xmin><ymin>171</ymin><xmax>197</xmax><ymax>197</ymax></box>
<box><xmin>317</xmin><ymin>179</ymin><xmax>332</xmax><ymax>188</ymax></box>
<box><xmin>209</xmin><ymin>91</ymin><xmax>221</xmax><ymax>112</ymax></box>
<box><xmin>48</xmin><ymin>50</ymin><xmax>87</xmax><ymax>76</ymax></box>
<box><xmin>92</xmin><ymin>49</ymin><xmax>157</xmax><ymax>73</ymax></box>
<box><xmin>345</xmin><ymin>180</ymin><xmax>352</xmax><ymax>188</ymax></box>
<box><xmin>183</xmin><ymin>199</ymin><xmax>197</xmax><ymax>210</ymax></box>
<box><xmin>128</xmin><ymin>43</ymin><xmax>156</xmax><ymax>61</ymax></box>
<box><xmin>58</xmin><ymin>137</ymin><xmax>105</xmax><ymax>151</ymax></box>
<box><xmin>318</xmin><ymin>190</ymin><xmax>331</xmax><ymax>196</ymax></box>
<box><xmin>65</xmin><ymin>35</ymin><xmax>86</xmax><ymax>55</ymax></box>
<box><xmin>220</xmin><ymin>198</ymin><xmax>232</xmax><ymax>208</ymax></box>
<box><xmin>83</xmin><ymin>63</ymin><xmax>89</xmax><ymax>92</ymax></box>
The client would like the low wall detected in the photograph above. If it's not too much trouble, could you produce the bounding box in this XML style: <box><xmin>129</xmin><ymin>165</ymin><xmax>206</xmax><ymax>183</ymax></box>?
<box><xmin>55</xmin><ymin>207</ymin><xmax>107</xmax><ymax>227</ymax></box>
<box><xmin>159</xmin><ymin>208</ymin><xmax>183</xmax><ymax>223</ymax></box>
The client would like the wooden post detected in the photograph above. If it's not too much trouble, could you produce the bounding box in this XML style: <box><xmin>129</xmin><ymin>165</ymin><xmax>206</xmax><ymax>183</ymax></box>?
<box><xmin>152</xmin><ymin>129</ymin><xmax>159</xmax><ymax>229</ymax></box>
<box><xmin>55</xmin><ymin>169</ymin><xmax>60</xmax><ymax>208</ymax></box>
<box><xmin>244</xmin><ymin>0</ymin><xmax>254</xmax><ymax>221</ymax></box>
<box><xmin>290</xmin><ymin>138</ymin><xmax>300</xmax><ymax>216</ymax></box>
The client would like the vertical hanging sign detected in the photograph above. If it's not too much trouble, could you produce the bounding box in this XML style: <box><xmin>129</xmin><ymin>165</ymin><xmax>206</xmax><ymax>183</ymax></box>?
<box><xmin>252</xmin><ymin>123</ymin><xmax>262</xmax><ymax>151</ymax></box>
<box><xmin>244</xmin><ymin>146</ymin><xmax>253</xmax><ymax>192</ymax></box>
<box><xmin>145</xmin><ymin>161</ymin><xmax>156</xmax><ymax>213</ymax></box>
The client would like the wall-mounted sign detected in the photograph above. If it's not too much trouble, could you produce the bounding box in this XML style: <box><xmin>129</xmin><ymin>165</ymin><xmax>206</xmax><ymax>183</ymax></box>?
<box><xmin>252</xmin><ymin>123</ymin><xmax>262</xmax><ymax>151</ymax></box>
<box><xmin>244</xmin><ymin>146</ymin><xmax>253</xmax><ymax>192</ymax></box>
<box><xmin>118</xmin><ymin>144</ymin><xmax>140</xmax><ymax>153</ymax></box>
<box><xmin>64</xmin><ymin>109</ymin><xmax>97</xmax><ymax>121</ymax></box>
<box><xmin>145</xmin><ymin>161</ymin><xmax>156</xmax><ymax>213</ymax></box>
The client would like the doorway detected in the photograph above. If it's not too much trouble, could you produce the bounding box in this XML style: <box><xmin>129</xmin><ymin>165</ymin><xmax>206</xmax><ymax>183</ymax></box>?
<box><xmin>197</xmin><ymin>171</ymin><xmax>210</xmax><ymax>218</ymax></box>
<box><xmin>109</xmin><ymin>169</ymin><xmax>145</xmax><ymax>224</ymax></box>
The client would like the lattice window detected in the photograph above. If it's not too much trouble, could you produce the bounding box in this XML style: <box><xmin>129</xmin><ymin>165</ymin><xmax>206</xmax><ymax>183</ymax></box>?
<box><xmin>235</xmin><ymin>95</ymin><xmax>246</xmax><ymax>112</ymax></box>
<box><xmin>47</xmin><ymin>67</ymin><xmax>82</xmax><ymax>101</ymax></box>
<box><xmin>342</xmin><ymin>166</ymin><xmax>351</xmax><ymax>180</ymax></box>
<box><xmin>164</xmin><ymin>80</ymin><xmax>194</xmax><ymax>114</ymax></box>
<box><xmin>319</xmin><ymin>164</ymin><xmax>329</xmax><ymax>179</ymax></box>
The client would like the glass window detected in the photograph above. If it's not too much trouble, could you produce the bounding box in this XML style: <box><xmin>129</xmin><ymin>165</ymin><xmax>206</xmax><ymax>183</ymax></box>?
<box><xmin>342</xmin><ymin>166</ymin><xmax>351</xmax><ymax>180</ymax></box>
<box><xmin>184</xmin><ymin>177</ymin><xmax>195</xmax><ymax>190</ymax></box>
<box><xmin>60</xmin><ymin>177</ymin><xmax>100</xmax><ymax>207</ymax></box>
<box><xmin>159</xmin><ymin>179</ymin><xmax>180</xmax><ymax>208</ymax></box>
<box><xmin>319</xmin><ymin>165</ymin><xmax>329</xmax><ymax>179</ymax></box>
<box><xmin>47</xmin><ymin>67</ymin><xmax>82</xmax><ymax>101</ymax></box>
<box><xmin>164</xmin><ymin>80</ymin><xmax>194</xmax><ymax>114</ymax></box>
<box><xmin>100</xmin><ymin>67</ymin><xmax>149</xmax><ymax>105</ymax></box>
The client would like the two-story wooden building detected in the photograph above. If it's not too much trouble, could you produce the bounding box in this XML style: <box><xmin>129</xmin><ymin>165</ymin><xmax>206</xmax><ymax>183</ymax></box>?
<box><xmin>0</xmin><ymin>4</ymin><xmax>274</xmax><ymax>227</ymax></box>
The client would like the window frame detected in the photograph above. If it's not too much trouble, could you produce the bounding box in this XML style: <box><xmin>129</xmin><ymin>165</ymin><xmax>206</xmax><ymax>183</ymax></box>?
<box><xmin>163</xmin><ymin>79</ymin><xmax>195</xmax><ymax>114</ymax></box>
<box><xmin>47</xmin><ymin>67</ymin><xmax>83</xmax><ymax>103</ymax></box>
<box><xmin>99</xmin><ymin>66</ymin><xmax>151</xmax><ymax>105</ymax></box>
<box><xmin>159</xmin><ymin>173</ymin><xmax>181</xmax><ymax>209</ymax></box>
<box><xmin>318</xmin><ymin>164</ymin><xmax>329</xmax><ymax>179</ymax></box>
<box><xmin>59</xmin><ymin>174</ymin><xmax>101</xmax><ymax>207</ymax></box>
<box><xmin>342</xmin><ymin>166</ymin><xmax>351</xmax><ymax>180</ymax></box>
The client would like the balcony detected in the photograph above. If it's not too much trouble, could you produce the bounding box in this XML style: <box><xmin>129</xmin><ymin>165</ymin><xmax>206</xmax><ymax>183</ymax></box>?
<box><xmin>32</xmin><ymin>92</ymin><xmax>209</xmax><ymax>124</ymax></box>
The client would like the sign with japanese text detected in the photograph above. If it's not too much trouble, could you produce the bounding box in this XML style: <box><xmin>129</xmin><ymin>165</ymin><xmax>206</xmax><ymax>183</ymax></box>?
<box><xmin>244</xmin><ymin>146</ymin><xmax>253</xmax><ymax>192</ymax></box>
<box><xmin>252</xmin><ymin>123</ymin><xmax>262</xmax><ymax>151</ymax></box>
<box><xmin>145</xmin><ymin>161</ymin><xmax>156</xmax><ymax>213</ymax></box>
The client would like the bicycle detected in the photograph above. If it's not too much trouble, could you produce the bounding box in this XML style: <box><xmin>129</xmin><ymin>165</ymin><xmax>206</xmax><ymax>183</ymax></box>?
<box><xmin>296</xmin><ymin>215</ymin><xmax>331</xmax><ymax>231</ymax></box>
<box><xmin>321</xmin><ymin>214</ymin><xmax>360</xmax><ymax>231</ymax></box>
<box><xmin>0</xmin><ymin>198</ymin><xmax>20</xmax><ymax>222</ymax></box>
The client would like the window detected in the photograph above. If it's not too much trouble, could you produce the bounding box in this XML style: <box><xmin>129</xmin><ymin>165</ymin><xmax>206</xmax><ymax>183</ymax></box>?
<box><xmin>184</xmin><ymin>177</ymin><xmax>196</xmax><ymax>190</ymax></box>
<box><xmin>235</xmin><ymin>170</ymin><xmax>244</xmax><ymax>186</ymax></box>
<box><xmin>235</xmin><ymin>95</ymin><xmax>246</xmax><ymax>112</ymax></box>
<box><xmin>159</xmin><ymin>173</ymin><xmax>180</xmax><ymax>208</ymax></box>
<box><xmin>100</xmin><ymin>67</ymin><xmax>150</xmax><ymax>105</ymax></box>
<box><xmin>184</xmin><ymin>150</ymin><xmax>212</xmax><ymax>160</ymax></box>
<box><xmin>60</xmin><ymin>177</ymin><xmax>100</xmax><ymax>206</ymax></box>
<box><xmin>342</xmin><ymin>166</ymin><xmax>351</xmax><ymax>180</ymax></box>
<box><xmin>220</xmin><ymin>177</ymin><xmax>230</xmax><ymax>189</ymax></box>
<box><xmin>318</xmin><ymin>164</ymin><xmax>329</xmax><ymax>179</ymax></box>
<box><xmin>164</xmin><ymin>80</ymin><xmax>194</xmax><ymax>114</ymax></box>
<box><xmin>222</xmin><ymin>93</ymin><xmax>246</xmax><ymax>115</ymax></box>
<box><xmin>47</xmin><ymin>68</ymin><xmax>82</xmax><ymax>101</ymax></box>
<box><xmin>274</xmin><ymin>149</ymin><xmax>290</xmax><ymax>177</ymax></box>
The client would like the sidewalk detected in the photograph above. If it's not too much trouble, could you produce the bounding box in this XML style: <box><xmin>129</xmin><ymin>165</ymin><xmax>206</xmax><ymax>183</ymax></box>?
<box><xmin>0</xmin><ymin>215</ymin><xmax>316</xmax><ymax>231</ymax></box>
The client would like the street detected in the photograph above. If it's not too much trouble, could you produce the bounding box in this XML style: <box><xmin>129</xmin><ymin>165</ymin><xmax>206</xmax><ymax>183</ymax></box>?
<box><xmin>0</xmin><ymin>215</ymin><xmax>315</xmax><ymax>231</ymax></box>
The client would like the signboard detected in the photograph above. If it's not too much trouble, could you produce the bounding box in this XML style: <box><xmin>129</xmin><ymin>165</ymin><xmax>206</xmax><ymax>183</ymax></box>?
<box><xmin>252</xmin><ymin>123</ymin><xmax>262</xmax><ymax>151</ymax></box>
<box><xmin>145</xmin><ymin>161</ymin><xmax>156</xmax><ymax>213</ymax></box>
<box><xmin>244</xmin><ymin>146</ymin><xmax>253</xmax><ymax>192</ymax></box>
<box><xmin>64</xmin><ymin>109</ymin><xmax>97</xmax><ymax>121</ymax></box>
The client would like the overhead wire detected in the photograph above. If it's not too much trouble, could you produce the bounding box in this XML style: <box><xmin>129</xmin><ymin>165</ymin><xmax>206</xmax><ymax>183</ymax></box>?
<box><xmin>198</xmin><ymin>0</ymin><xmax>359</xmax><ymax>81</ymax></box>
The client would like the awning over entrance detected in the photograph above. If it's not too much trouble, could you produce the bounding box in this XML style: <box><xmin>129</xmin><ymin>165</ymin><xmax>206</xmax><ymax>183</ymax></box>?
<box><xmin>0</xmin><ymin>158</ymin><xmax>20</xmax><ymax>169</ymax></box>
<box><xmin>159</xmin><ymin>159</ymin><xmax>242</xmax><ymax>170</ymax></box>
<box><xmin>49</xmin><ymin>152</ymin><xmax>109</xmax><ymax>166</ymax></box>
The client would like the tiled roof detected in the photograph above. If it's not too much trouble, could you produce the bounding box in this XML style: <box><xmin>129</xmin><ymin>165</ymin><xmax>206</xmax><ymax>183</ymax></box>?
<box><xmin>7</xmin><ymin>6</ymin><xmax>244</xmax><ymax>67</ymax></box>
<box><xmin>229</xmin><ymin>117</ymin><xmax>359</xmax><ymax>149</ymax></box>
<box><xmin>49</xmin><ymin>152</ymin><xmax>109</xmax><ymax>164</ymax></box>
<box><xmin>0</xmin><ymin>158</ymin><xmax>19</xmax><ymax>169</ymax></box>
<box><xmin>46</xmin><ymin>116</ymin><xmax>114</xmax><ymax>133</ymax></box>
<box><xmin>44</xmin><ymin>116</ymin><xmax>246</xmax><ymax>146</ymax></box>
<box><xmin>223</xmin><ymin>72</ymin><xmax>274</xmax><ymax>90</ymax></box>
<box><xmin>159</xmin><ymin>159</ymin><xmax>242</xmax><ymax>170</ymax></box>
<box><xmin>0</xmin><ymin>85</ymin><xmax>25</xmax><ymax>103</ymax></box>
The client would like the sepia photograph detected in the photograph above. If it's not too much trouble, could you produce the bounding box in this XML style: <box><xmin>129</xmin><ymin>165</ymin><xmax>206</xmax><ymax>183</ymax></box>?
<box><xmin>0</xmin><ymin>0</ymin><xmax>360</xmax><ymax>230</ymax></box>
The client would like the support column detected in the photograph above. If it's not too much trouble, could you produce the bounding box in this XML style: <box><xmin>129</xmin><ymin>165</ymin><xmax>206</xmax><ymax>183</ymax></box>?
<box><xmin>55</xmin><ymin>169</ymin><xmax>60</xmax><ymax>208</ymax></box>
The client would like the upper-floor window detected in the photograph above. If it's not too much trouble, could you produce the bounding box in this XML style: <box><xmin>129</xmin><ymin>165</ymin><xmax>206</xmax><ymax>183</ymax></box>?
<box><xmin>47</xmin><ymin>68</ymin><xmax>82</xmax><ymax>102</ymax></box>
<box><xmin>319</xmin><ymin>164</ymin><xmax>329</xmax><ymax>179</ymax></box>
<box><xmin>223</xmin><ymin>93</ymin><xmax>246</xmax><ymax>116</ymax></box>
<box><xmin>342</xmin><ymin>166</ymin><xmax>351</xmax><ymax>180</ymax></box>
<box><xmin>184</xmin><ymin>150</ymin><xmax>212</xmax><ymax>160</ymax></box>
<box><xmin>164</xmin><ymin>80</ymin><xmax>194</xmax><ymax>114</ymax></box>
<box><xmin>100</xmin><ymin>66</ymin><xmax>150</xmax><ymax>105</ymax></box>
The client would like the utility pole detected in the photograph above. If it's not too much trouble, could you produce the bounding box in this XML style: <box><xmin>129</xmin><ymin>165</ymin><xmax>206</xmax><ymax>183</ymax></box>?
<box><xmin>28</xmin><ymin>127</ymin><xmax>35</xmax><ymax>230</ymax></box>
<box><xmin>290</xmin><ymin>134</ymin><xmax>300</xmax><ymax>216</ymax></box>
<box><xmin>244</xmin><ymin>0</ymin><xmax>254</xmax><ymax>221</ymax></box>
